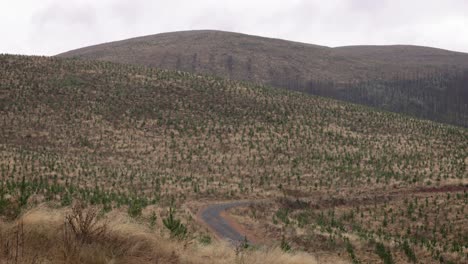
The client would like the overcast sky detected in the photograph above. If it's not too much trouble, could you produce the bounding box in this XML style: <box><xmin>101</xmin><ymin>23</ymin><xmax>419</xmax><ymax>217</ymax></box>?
<box><xmin>1</xmin><ymin>0</ymin><xmax>467</xmax><ymax>55</ymax></box>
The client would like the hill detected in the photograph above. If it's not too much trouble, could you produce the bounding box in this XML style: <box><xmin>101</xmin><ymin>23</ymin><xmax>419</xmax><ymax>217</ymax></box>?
<box><xmin>58</xmin><ymin>30</ymin><xmax>468</xmax><ymax>127</ymax></box>
<box><xmin>0</xmin><ymin>54</ymin><xmax>467</xmax><ymax>263</ymax></box>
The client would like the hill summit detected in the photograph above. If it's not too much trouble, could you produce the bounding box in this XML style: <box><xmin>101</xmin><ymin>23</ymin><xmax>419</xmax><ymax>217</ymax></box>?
<box><xmin>59</xmin><ymin>30</ymin><xmax>468</xmax><ymax>127</ymax></box>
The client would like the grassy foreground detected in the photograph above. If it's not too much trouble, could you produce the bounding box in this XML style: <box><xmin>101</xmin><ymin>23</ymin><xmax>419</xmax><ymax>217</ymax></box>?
<box><xmin>0</xmin><ymin>205</ymin><xmax>316</xmax><ymax>264</ymax></box>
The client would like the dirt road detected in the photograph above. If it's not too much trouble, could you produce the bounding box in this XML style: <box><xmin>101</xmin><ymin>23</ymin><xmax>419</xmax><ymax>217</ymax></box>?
<box><xmin>199</xmin><ymin>201</ymin><xmax>254</xmax><ymax>245</ymax></box>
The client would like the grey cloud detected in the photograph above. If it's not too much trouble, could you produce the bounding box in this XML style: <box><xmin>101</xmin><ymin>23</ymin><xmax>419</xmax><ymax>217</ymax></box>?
<box><xmin>0</xmin><ymin>0</ymin><xmax>467</xmax><ymax>55</ymax></box>
<box><xmin>32</xmin><ymin>2</ymin><xmax>97</xmax><ymax>28</ymax></box>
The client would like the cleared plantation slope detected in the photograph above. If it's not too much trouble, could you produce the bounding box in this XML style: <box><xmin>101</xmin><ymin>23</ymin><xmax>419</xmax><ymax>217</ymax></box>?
<box><xmin>1</xmin><ymin>54</ymin><xmax>466</xmax><ymax>206</ymax></box>
<box><xmin>0</xmin><ymin>55</ymin><xmax>467</xmax><ymax>263</ymax></box>
<box><xmin>58</xmin><ymin>30</ymin><xmax>468</xmax><ymax>127</ymax></box>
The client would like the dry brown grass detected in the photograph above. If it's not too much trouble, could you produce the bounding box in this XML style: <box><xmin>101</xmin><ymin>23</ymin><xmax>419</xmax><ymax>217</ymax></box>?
<box><xmin>0</xmin><ymin>205</ymin><xmax>319</xmax><ymax>264</ymax></box>
<box><xmin>1</xmin><ymin>55</ymin><xmax>466</xmax><ymax>263</ymax></box>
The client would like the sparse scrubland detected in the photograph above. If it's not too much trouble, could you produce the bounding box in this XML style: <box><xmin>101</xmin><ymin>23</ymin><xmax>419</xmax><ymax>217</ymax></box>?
<box><xmin>0</xmin><ymin>54</ymin><xmax>467</xmax><ymax>263</ymax></box>
<box><xmin>59</xmin><ymin>30</ymin><xmax>468</xmax><ymax>127</ymax></box>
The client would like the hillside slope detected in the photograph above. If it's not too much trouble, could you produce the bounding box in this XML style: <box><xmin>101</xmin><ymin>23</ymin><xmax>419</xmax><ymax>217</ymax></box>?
<box><xmin>58</xmin><ymin>30</ymin><xmax>468</xmax><ymax>127</ymax></box>
<box><xmin>0</xmin><ymin>55</ymin><xmax>467</xmax><ymax>263</ymax></box>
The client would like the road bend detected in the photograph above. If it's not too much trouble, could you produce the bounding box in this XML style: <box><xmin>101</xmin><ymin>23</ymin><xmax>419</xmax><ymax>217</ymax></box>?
<box><xmin>200</xmin><ymin>201</ymin><xmax>253</xmax><ymax>245</ymax></box>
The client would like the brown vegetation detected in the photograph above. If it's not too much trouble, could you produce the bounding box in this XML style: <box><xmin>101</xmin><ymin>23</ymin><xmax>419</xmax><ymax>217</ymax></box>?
<box><xmin>58</xmin><ymin>30</ymin><xmax>468</xmax><ymax>127</ymax></box>
<box><xmin>0</xmin><ymin>205</ymin><xmax>317</xmax><ymax>264</ymax></box>
<box><xmin>228</xmin><ymin>186</ymin><xmax>468</xmax><ymax>263</ymax></box>
<box><xmin>0</xmin><ymin>54</ymin><xmax>466</xmax><ymax>263</ymax></box>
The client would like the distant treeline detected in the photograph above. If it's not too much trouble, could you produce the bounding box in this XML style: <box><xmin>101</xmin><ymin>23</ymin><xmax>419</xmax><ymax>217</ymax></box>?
<box><xmin>269</xmin><ymin>68</ymin><xmax>468</xmax><ymax>128</ymax></box>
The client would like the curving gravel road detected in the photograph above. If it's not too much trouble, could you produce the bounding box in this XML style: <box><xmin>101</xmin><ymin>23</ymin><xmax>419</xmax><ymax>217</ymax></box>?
<box><xmin>200</xmin><ymin>201</ymin><xmax>253</xmax><ymax>245</ymax></box>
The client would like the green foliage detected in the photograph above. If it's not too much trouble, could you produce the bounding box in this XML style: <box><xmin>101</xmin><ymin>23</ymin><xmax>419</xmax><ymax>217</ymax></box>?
<box><xmin>18</xmin><ymin>175</ymin><xmax>30</xmax><ymax>208</ymax></box>
<box><xmin>345</xmin><ymin>239</ymin><xmax>360</xmax><ymax>264</ymax></box>
<box><xmin>275</xmin><ymin>208</ymin><xmax>290</xmax><ymax>225</ymax></box>
<box><xmin>149</xmin><ymin>211</ymin><xmax>157</xmax><ymax>228</ymax></box>
<box><xmin>402</xmin><ymin>240</ymin><xmax>417</xmax><ymax>263</ymax></box>
<box><xmin>280</xmin><ymin>235</ymin><xmax>291</xmax><ymax>252</ymax></box>
<box><xmin>0</xmin><ymin>182</ymin><xmax>7</xmax><ymax>214</ymax></box>
<box><xmin>296</xmin><ymin>211</ymin><xmax>311</xmax><ymax>228</ymax></box>
<box><xmin>163</xmin><ymin>207</ymin><xmax>187</xmax><ymax>239</ymax></box>
<box><xmin>198</xmin><ymin>234</ymin><xmax>212</xmax><ymax>245</ymax></box>
<box><xmin>375</xmin><ymin>242</ymin><xmax>394</xmax><ymax>264</ymax></box>
<box><xmin>240</xmin><ymin>236</ymin><xmax>250</xmax><ymax>249</ymax></box>
<box><xmin>128</xmin><ymin>198</ymin><xmax>145</xmax><ymax>218</ymax></box>
<box><xmin>61</xmin><ymin>191</ymin><xmax>72</xmax><ymax>206</ymax></box>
